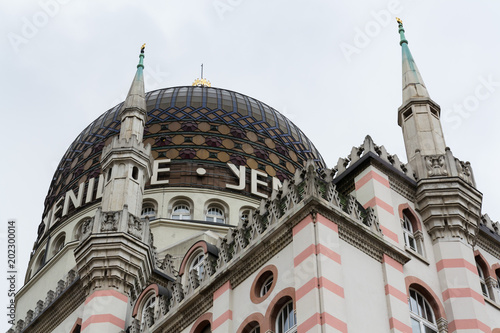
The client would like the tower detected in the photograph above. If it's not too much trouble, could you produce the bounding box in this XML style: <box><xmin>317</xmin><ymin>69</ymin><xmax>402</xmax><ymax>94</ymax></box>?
<box><xmin>73</xmin><ymin>45</ymin><xmax>155</xmax><ymax>332</ymax></box>
<box><xmin>397</xmin><ymin>19</ymin><xmax>490</xmax><ymax>332</ymax></box>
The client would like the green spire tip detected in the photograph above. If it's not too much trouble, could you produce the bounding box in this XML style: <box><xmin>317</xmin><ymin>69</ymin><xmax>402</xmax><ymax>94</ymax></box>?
<box><xmin>396</xmin><ymin>18</ymin><xmax>408</xmax><ymax>46</ymax></box>
<box><xmin>137</xmin><ymin>43</ymin><xmax>145</xmax><ymax>69</ymax></box>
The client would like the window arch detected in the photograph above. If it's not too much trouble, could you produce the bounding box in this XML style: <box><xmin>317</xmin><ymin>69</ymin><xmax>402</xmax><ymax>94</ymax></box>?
<box><xmin>189</xmin><ymin>250</ymin><xmax>206</xmax><ymax>281</ymax></box>
<box><xmin>172</xmin><ymin>203</ymin><xmax>192</xmax><ymax>220</ymax></box>
<box><xmin>475</xmin><ymin>252</ymin><xmax>493</xmax><ymax>299</ymax></box>
<box><xmin>35</xmin><ymin>250</ymin><xmax>46</xmax><ymax>272</ymax></box>
<box><xmin>140</xmin><ymin>294</ymin><xmax>156</xmax><ymax>330</ymax></box>
<box><xmin>477</xmin><ymin>262</ymin><xmax>489</xmax><ymax>298</ymax></box>
<box><xmin>275</xmin><ymin>300</ymin><xmax>297</xmax><ymax>333</ymax></box>
<box><xmin>409</xmin><ymin>288</ymin><xmax>438</xmax><ymax>332</ymax></box>
<box><xmin>399</xmin><ymin>205</ymin><xmax>424</xmax><ymax>255</ymax></box>
<box><xmin>248</xmin><ymin>326</ymin><xmax>260</xmax><ymax>333</ymax></box>
<box><xmin>206</xmin><ymin>206</ymin><xmax>225</xmax><ymax>223</ymax></box>
<box><xmin>51</xmin><ymin>232</ymin><xmax>66</xmax><ymax>256</ymax></box>
<box><xmin>237</xmin><ymin>314</ymin><xmax>265</xmax><ymax>333</ymax></box>
<box><xmin>141</xmin><ymin>201</ymin><xmax>157</xmax><ymax>219</ymax></box>
<box><xmin>405</xmin><ymin>277</ymin><xmax>447</xmax><ymax>331</ymax></box>
<box><xmin>265</xmin><ymin>289</ymin><xmax>296</xmax><ymax>333</ymax></box>
<box><xmin>189</xmin><ymin>313</ymin><xmax>213</xmax><ymax>333</ymax></box>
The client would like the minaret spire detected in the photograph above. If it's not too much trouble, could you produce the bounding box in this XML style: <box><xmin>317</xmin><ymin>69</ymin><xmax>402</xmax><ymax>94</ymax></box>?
<box><xmin>397</xmin><ymin>18</ymin><xmax>430</xmax><ymax>103</ymax></box>
<box><xmin>396</xmin><ymin>19</ymin><xmax>446</xmax><ymax>177</ymax></box>
<box><xmin>99</xmin><ymin>43</ymin><xmax>153</xmax><ymax>216</ymax></box>
<box><xmin>120</xmin><ymin>44</ymin><xmax>147</xmax><ymax>141</ymax></box>
<box><xmin>75</xmin><ymin>45</ymin><xmax>155</xmax><ymax>333</ymax></box>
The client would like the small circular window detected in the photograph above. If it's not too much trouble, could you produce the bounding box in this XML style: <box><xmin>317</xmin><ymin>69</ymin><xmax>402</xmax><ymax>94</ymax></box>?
<box><xmin>251</xmin><ymin>265</ymin><xmax>278</xmax><ymax>304</ymax></box>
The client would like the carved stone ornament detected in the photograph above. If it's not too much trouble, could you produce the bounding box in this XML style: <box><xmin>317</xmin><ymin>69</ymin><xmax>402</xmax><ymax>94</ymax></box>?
<box><xmin>455</xmin><ymin>159</ymin><xmax>472</xmax><ymax>184</ymax></box>
<box><xmin>425</xmin><ymin>155</ymin><xmax>447</xmax><ymax>176</ymax></box>
<box><xmin>127</xmin><ymin>215</ymin><xmax>143</xmax><ymax>239</ymax></box>
<box><xmin>79</xmin><ymin>217</ymin><xmax>94</xmax><ymax>241</ymax></box>
<box><xmin>100</xmin><ymin>212</ymin><xmax>119</xmax><ymax>232</ymax></box>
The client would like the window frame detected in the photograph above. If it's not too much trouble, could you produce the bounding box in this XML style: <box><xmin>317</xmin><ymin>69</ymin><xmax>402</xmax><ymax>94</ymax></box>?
<box><xmin>51</xmin><ymin>232</ymin><xmax>66</xmax><ymax>256</ymax></box>
<box><xmin>206</xmin><ymin>206</ymin><xmax>225</xmax><ymax>223</ymax></box>
<box><xmin>409</xmin><ymin>289</ymin><xmax>438</xmax><ymax>333</ymax></box>
<box><xmin>140</xmin><ymin>293</ymin><xmax>156</xmax><ymax>330</ymax></box>
<box><xmin>189</xmin><ymin>251</ymin><xmax>206</xmax><ymax>281</ymax></box>
<box><xmin>275</xmin><ymin>300</ymin><xmax>297</xmax><ymax>333</ymax></box>
<box><xmin>171</xmin><ymin>203</ymin><xmax>192</xmax><ymax>220</ymax></box>
<box><xmin>260</xmin><ymin>275</ymin><xmax>273</xmax><ymax>297</ymax></box>
<box><xmin>400</xmin><ymin>208</ymin><xmax>424</xmax><ymax>256</ymax></box>
<box><xmin>141</xmin><ymin>202</ymin><xmax>157</xmax><ymax>219</ymax></box>
<box><xmin>476</xmin><ymin>263</ymin><xmax>490</xmax><ymax>298</ymax></box>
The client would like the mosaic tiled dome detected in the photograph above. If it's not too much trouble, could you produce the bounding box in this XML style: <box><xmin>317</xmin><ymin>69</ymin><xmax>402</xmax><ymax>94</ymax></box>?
<box><xmin>43</xmin><ymin>86</ymin><xmax>325</xmax><ymax>220</ymax></box>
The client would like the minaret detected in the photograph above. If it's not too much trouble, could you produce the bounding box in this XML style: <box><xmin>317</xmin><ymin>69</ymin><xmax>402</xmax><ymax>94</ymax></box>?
<box><xmin>396</xmin><ymin>18</ymin><xmax>447</xmax><ymax>178</ymax></box>
<box><xmin>74</xmin><ymin>45</ymin><xmax>155</xmax><ymax>333</ymax></box>
<box><xmin>100</xmin><ymin>44</ymin><xmax>152</xmax><ymax>216</ymax></box>
<box><xmin>396</xmin><ymin>20</ymin><xmax>490</xmax><ymax>332</ymax></box>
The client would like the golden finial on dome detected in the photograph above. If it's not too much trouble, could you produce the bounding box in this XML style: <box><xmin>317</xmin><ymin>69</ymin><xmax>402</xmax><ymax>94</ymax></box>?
<box><xmin>192</xmin><ymin>78</ymin><xmax>212</xmax><ymax>87</ymax></box>
<box><xmin>192</xmin><ymin>63</ymin><xmax>211</xmax><ymax>87</ymax></box>
<box><xmin>396</xmin><ymin>17</ymin><xmax>403</xmax><ymax>25</ymax></box>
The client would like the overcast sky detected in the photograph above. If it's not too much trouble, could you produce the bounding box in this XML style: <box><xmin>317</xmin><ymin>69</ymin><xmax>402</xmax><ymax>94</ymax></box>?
<box><xmin>1</xmin><ymin>1</ymin><xmax>499</xmax><ymax>330</ymax></box>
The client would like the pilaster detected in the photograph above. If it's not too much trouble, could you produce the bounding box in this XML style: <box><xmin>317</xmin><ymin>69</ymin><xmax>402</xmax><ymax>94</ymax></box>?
<box><xmin>382</xmin><ymin>254</ymin><xmax>411</xmax><ymax>333</ymax></box>
<box><xmin>292</xmin><ymin>213</ymin><xmax>347</xmax><ymax>333</ymax></box>
<box><xmin>212</xmin><ymin>281</ymin><xmax>233</xmax><ymax>332</ymax></box>
<box><xmin>354</xmin><ymin>166</ymin><xmax>399</xmax><ymax>247</ymax></box>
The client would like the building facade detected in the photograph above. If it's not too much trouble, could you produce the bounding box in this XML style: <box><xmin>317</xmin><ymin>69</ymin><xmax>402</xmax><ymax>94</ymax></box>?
<box><xmin>10</xmin><ymin>21</ymin><xmax>500</xmax><ymax>333</ymax></box>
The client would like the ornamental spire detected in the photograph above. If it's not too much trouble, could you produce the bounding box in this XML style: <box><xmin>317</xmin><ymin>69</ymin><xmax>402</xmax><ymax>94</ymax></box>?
<box><xmin>122</xmin><ymin>44</ymin><xmax>147</xmax><ymax>113</ymax></box>
<box><xmin>192</xmin><ymin>63</ymin><xmax>212</xmax><ymax>87</ymax></box>
<box><xmin>397</xmin><ymin>18</ymin><xmax>430</xmax><ymax>104</ymax></box>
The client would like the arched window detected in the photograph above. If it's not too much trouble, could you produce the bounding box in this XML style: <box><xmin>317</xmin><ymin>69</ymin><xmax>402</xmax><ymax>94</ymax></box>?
<box><xmin>200</xmin><ymin>324</ymin><xmax>211</xmax><ymax>333</ymax></box>
<box><xmin>35</xmin><ymin>250</ymin><xmax>46</xmax><ymax>272</ymax></box>
<box><xmin>172</xmin><ymin>204</ymin><xmax>191</xmax><ymax>220</ymax></box>
<box><xmin>402</xmin><ymin>213</ymin><xmax>416</xmax><ymax>250</ymax></box>
<box><xmin>477</xmin><ymin>263</ymin><xmax>490</xmax><ymax>298</ymax></box>
<box><xmin>409</xmin><ymin>289</ymin><xmax>438</xmax><ymax>333</ymax></box>
<box><xmin>190</xmin><ymin>251</ymin><xmax>205</xmax><ymax>280</ymax></box>
<box><xmin>52</xmin><ymin>233</ymin><xmax>66</xmax><ymax>256</ymax></box>
<box><xmin>206</xmin><ymin>206</ymin><xmax>225</xmax><ymax>223</ymax></box>
<box><xmin>276</xmin><ymin>300</ymin><xmax>297</xmax><ymax>333</ymax></box>
<box><xmin>132</xmin><ymin>166</ymin><xmax>139</xmax><ymax>180</ymax></box>
<box><xmin>249</xmin><ymin>326</ymin><xmax>260</xmax><ymax>333</ymax></box>
<box><xmin>141</xmin><ymin>203</ymin><xmax>156</xmax><ymax>219</ymax></box>
<box><xmin>141</xmin><ymin>294</ymin><xmax>156</xmax><ymax>330</ymax></box>
<box><xmin>401</xmin><ymin>209</ymin><xmax>424</xmax><ymax>255</ymax></box>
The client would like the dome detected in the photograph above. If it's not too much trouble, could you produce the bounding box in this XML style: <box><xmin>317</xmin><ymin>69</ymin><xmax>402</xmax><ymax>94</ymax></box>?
<box><xmin>41</xmin><ymin>86</ymin><xmax>325</xmax><ymax>234</ymax></box>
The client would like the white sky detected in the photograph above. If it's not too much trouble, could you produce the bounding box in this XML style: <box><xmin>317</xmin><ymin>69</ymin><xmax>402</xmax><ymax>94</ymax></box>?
<box><xmin>1</xmin><ymin>1</ymin><xmax>499</xmax><ymax>330</ymax></box>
